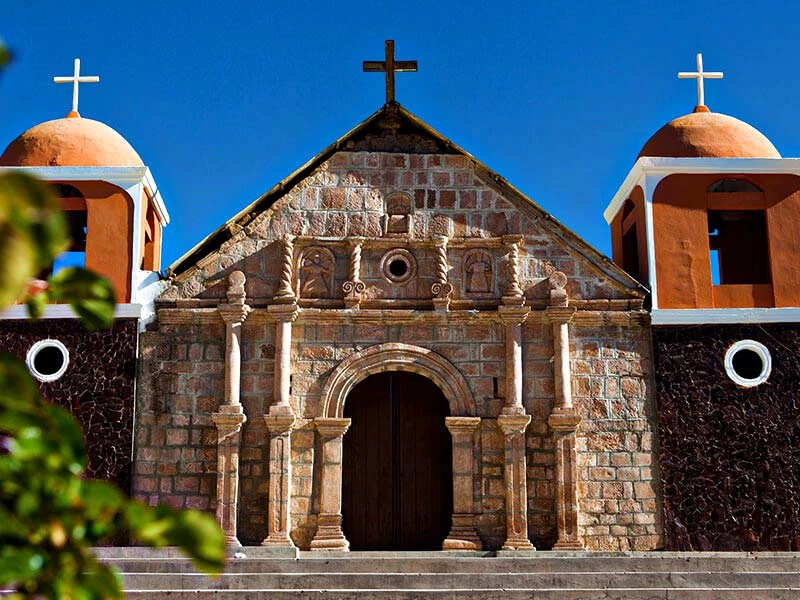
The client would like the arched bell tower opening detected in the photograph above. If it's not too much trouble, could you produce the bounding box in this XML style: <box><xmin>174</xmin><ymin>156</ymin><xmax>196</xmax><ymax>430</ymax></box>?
<box><xmin>342</xmin><ymin>371</ymin><xmax>453</xmax><ymax>551</ymax></box>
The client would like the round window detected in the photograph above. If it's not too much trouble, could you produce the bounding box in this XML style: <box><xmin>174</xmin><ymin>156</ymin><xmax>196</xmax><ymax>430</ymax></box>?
<box><xmin>26</xmin><ymin>339</ymin><xmax>70</xmax><ymax>382</ymax></box>
<box><xmin>381</xmin><ymin>249</ymin><xmax>416</xmax><ymax>285</ymax></box>
<box><xmin>724</xmin><ymin>340</ymin><xmax>771</xmax><ymax>388</ymax></box>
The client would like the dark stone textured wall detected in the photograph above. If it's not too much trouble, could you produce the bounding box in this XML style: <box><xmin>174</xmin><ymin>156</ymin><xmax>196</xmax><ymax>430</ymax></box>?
<box><xmin>0</xmin><ymin>319</ymin><xmax>138</xmax><ymax>493</ymax></box>
<box><xmin>654</xmin><ymin>324</ymin><xmax>800</xmax><ymax>550</ymax></box>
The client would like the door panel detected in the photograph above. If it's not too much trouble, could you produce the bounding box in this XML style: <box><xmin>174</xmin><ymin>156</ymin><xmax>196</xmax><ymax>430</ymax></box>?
<box><xmin>342</xmin><ymin>372</ymin><xmax>452</xmax><ymax>551</ymax></box>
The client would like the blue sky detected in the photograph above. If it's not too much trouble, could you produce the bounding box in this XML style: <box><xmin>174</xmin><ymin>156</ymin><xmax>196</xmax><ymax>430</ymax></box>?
<box><xmin>2</xmin><ymin>0</ymin><xmax>800</xmax><ymax>266</ymax></box>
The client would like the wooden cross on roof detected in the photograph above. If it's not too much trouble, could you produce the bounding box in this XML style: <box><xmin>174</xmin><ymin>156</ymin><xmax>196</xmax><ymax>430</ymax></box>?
<box><xmin>678</xmin><ymin>53</ymin><xmax>723</xmax><ymax>109</ymax></box>
<box><xmin>53</xmin><ymin>58</ymin><xmax>100</xmax><ymax>118</ymax></box>
<box><xmin>363</xmin><ymin>40</ymin><xmax>417</xmax><ymax>103</ymax></box>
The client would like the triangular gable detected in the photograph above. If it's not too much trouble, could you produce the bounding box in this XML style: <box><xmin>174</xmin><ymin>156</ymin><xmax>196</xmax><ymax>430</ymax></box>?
<box><xmin>167</xmin><ymin>102</ymin><xmax>643</xmax><ymax>298</ymax></box>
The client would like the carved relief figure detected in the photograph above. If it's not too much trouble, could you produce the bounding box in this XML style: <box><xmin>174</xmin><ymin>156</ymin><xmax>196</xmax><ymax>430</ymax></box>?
<box><xmin>298</xmin><ymin>247</ymin><xmax>335</xmax><ymax>298</ymax></box>
<box><xmin>384</xmin><ymin>193</ymin><xmax>413</xmax><ymax>236</ymax></box>
<box><xmin>464</xmin><ymin>250</ymin><xmax>494</xmax><ymax>294</ymax></box>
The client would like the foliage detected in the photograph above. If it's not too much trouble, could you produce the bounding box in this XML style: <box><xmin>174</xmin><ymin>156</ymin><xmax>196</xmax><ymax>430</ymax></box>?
<box><xmin>0</xmin><ymin>43</ymin><xmax>225</xmax><ymax>599</ymax></box>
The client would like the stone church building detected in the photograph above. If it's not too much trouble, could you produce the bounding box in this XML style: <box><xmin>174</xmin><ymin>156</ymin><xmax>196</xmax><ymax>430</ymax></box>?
<box><xmin>2</xmin><ymin>48</ymin><xmax>799</xmax><ymax>554</ymax></box>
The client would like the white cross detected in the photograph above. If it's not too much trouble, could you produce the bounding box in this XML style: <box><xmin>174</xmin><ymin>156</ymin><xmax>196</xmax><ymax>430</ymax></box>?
<box><xmin>678</xmin><ymin>53</ymin><xmax>723</xmax><ymax>108</ymax></box>
<box><xmin>53</xmin><ymin>58</ymin><xmax>100</xmax><ymax>116</ymax></box>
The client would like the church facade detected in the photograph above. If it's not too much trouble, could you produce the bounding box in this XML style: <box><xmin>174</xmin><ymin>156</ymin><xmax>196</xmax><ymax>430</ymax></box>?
<box><xmin>2</xmin><ymin>48</ymin><xmax>799</xmax><ymax>553</ymax></box>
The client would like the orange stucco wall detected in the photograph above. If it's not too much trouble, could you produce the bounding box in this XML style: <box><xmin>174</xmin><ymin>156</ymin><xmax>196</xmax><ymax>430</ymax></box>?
<box><xmin>610</xmin><ymin>186</ymin><xmax>649</xmax><ymax>285</ymax></box>
<box><xmin>651</xmin><ymin>173</ymin><xmax>800</xmax><ymax>309</ymax></box>
<box><xmin>60</xmin><ymin>180</ymin><xmax>134</xmax><ymax>303</ymax></box>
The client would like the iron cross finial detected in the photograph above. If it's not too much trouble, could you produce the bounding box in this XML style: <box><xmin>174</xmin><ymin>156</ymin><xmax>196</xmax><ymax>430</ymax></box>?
<box><xmin>678</xmin><ymin>53</ymin><xmax>723</xmax><ymax>110</ymax></box>
<box><xmin>363</xmin><ymin>40</ymin><xmax>417</xmax><ymax>104</ymax></box>
<box><xmin>53</xmin><ymin>58</ymin><xmax>100</xmax><ymax>118</ymax></box>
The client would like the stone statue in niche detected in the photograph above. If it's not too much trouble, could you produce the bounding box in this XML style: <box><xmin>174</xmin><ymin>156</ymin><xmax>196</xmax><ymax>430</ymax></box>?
<box><xmin>297</xmin><ymin>247</ymin><xmax>335</xmax><ymax>298</ymax></box>
<box><xmin>384</xmin><ymin>193</ymin><xmax>413</xmax><ymax>236</ymax></box>
<box><xmin>464</xmin><ymin>250</ymin><xmax>494</xmax><ymax>294</ymax></box>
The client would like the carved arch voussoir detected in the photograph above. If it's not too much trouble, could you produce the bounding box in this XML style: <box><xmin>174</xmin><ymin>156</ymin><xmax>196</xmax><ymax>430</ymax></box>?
<box><xmin>320</xmin><ymin>342</ymin><xmax>476</xmax><ymax>418</ymax></box>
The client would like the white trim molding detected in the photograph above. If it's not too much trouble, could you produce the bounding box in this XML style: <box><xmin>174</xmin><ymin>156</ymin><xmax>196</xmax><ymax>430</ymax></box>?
<box><xmin>652</xmin><ymin>307</ymin><xmax>800</xmax><ymax>325</ymax></box>
<box><xmin>603</xmin><ymin>157</ymin><xmax>800</xmax><ymax>224</ymax></box>
<box><xmin>0</xmin><ymin>303</ymin><xmax>142</xmax><ymax>320</ymax></box>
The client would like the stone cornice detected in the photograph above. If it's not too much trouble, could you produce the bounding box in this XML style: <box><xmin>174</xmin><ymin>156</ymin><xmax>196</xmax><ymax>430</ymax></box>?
<box><xmin>155</xmin><ymin>306</ymin><xmax>650</xmax><ymax>328</ymax></box>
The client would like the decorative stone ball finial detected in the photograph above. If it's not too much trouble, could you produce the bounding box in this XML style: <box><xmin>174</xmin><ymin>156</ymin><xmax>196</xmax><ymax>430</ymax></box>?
<box><xmin>548</xmin><ymin>270</ymin><xmax>569</xmax><ymax>307</ymax></box>
<box><xmin>227</xmin><ymin>271</ymin><xmax>247</xmax><ymax>305</ymax></box>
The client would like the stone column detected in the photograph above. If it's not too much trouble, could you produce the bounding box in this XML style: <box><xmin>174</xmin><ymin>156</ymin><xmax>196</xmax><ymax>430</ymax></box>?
<box><xmin>267</xmin><ymin>303</ymin><xmax>298</xmax><ymax>417</ymax></box>
<box><xmin>310</xmin><ymin>418</ymin><xmax>351</xmax><ymax>551</ymax></box>
<box><xmin>443</xmin><ymin>417</ymin><xmax>482</xmax><ymax>550</ymax></box>
<box><xmin>546</xmin><ymin>271</ymin><xmax>584</xmax><ymax>550</ymax></box>
<box><xmin>274</xmin><ymin>235</ymin><xmax>296</xmax><ymax>303</ymax></box>
<box><xmin>212</xmin><ymin>271</ymin><xmax>250</xmax><ymax>546</ymax></box>
<box><xmin>431</xmin><ymin>235</ymin><xmax>453</xmax><ymax>312</ymax></box>
<box><xmin>497</xmin><ymin>414</ymin><xmax>534</xmax><ymax>550</ymax></box>
<box><xmin>343</xmin><ymin>237</ymin><xmax>366</xmax><ymax>309</ymax></box>
<box><xmin>262</xmin><ymin>414</ymin><xmax>296</xmax><ymax>547</ymax></box>
<box><xmin>502</xmin><ymin>235</ymin><xmax>525</xmax><ymax>305</ymax></box>
<box><xmin>499</xmin><ymin>306</ymin><xmax>530</xmax><ymax>416</ymax></box>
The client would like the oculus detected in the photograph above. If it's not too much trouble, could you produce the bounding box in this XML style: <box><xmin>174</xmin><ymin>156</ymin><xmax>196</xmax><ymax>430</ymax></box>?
<box><xmin>381</xmin><ymin>248</ymin><xmax>416</xmax><ymax>285</ymax></box>
<box><xmin>26</xmin><ymin>339</ymin><xmax>70</xmax><ymax>383</ymax></box>
<box><xmin>724</xmin><ymin>339</ymin><xmax>771</xmax><ymax>388</ymax></box>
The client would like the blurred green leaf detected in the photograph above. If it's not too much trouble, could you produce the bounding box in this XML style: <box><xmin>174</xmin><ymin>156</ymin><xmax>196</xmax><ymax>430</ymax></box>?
<box><xmin>48</xmin><ymin>267</ymin><xmax>115</xmax><ymax>330</ymax></box>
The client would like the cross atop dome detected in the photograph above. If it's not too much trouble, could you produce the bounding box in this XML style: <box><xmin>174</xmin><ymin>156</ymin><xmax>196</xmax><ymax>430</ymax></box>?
<box><xmin>363</xmin><ymin>40</ymin><xmax>417</xmax><ymax>104</ymax></box>
<box><xmin>678</xmin><ymin>53</ymin><xmax>723</xmax><ymax>112</ymax></box>
<box><xmin>53</xmin><ymin>58</ymin><xmax>100</xmax><ymax>118</ymax></box>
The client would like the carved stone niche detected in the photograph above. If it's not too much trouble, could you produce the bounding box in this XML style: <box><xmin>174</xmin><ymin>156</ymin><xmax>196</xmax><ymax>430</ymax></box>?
<box><xmin>383</xmin><ymin>192</ymin><xmax>413</xmax><ymax>237</ymax></box>
<box><xmin>296</xmin><ymin>246</ymin><xmax>336</xmax><ymax>299</ymax></box>
<box><xmin>463</xmin><ymin>249</ymin><xmax>494</xmax><ymax>297</ymax></box>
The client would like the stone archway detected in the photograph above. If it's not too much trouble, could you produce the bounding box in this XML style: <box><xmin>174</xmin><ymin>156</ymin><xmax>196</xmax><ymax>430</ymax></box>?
<box><xmin>310</xmin><ymin>343</ymin><xmax>482</xmax><ymax>551</ymax></box>
<box><xmin>319</xmin><ymin>342</ymin><xmax>476</xmax><ymax>419</ymax></box>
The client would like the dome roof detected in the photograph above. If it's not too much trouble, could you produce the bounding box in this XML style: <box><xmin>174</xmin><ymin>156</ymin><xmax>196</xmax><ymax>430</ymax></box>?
<box><xmin>0</xmin><ymin>116</ymin><xmax>144</xmax><ymax>167</ymax></box>
<box><xmin>638</xmin><ymin>108</ymin><xmax>780</xmax><ymax>159</ymax></box>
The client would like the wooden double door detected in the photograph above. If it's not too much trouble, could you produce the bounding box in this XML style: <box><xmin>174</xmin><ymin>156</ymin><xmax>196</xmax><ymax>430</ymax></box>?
<box><xmin>342</xmin><ymin>371</ymin><xmax>453</xmax><ymax>550</ymax></box>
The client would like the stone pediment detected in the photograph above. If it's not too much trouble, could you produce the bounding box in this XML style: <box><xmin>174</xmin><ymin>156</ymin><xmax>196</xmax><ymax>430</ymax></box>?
<box><xmin>162</xmin><ymin>103</ymin><xmax>643</xmax><ymax>308</ymax></box>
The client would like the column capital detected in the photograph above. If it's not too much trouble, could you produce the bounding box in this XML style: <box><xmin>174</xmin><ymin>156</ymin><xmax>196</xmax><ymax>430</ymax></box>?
<box><xmin>445</xmin><ymin>416</ymin><xmax>481</xmax><ymax>435</ymax></box>
<box><xmin>497</xmin><ymin>413</ymin><xmax>531</xmax><ymax>437</ymax></box>
<box><xmin>314</xmin><ymin>417</ymin><xmax>351</xmax><ymax>438</ymax></box>
<box><xmin>212</xmin><ymin>409</ymin><xmax>246</xmax><ymax>432</ymax></box>
<box><xmin>268</xmin><ymin>303</ymin><xmax>299</xmax><ymax>322</ymax></box>
<box><xmin>498</xmin><ymin>305</ymin><xmax>530</xmax><ymax>324</ymax></box>
<box><xmin>501</xmin><ymin>234</ymin><xmax>524</xmax><ymax>246</ymax></box>
<box><xmin>218</xmin><ymin>303</ymin><xmax>251</xmax><ymax>324</ymax></box>
<box><xmin>545</xmin><ymin>306</ymin><xmax>577</xmax><ymax>324</ymax></box>
<box><xmin>548</xmin><ymin>408</ymin><xmax>582</xmax><ymax>432</ymax></box>
<box><xmin>432</xmin><ymin>234</ymin><xmax>449</xmax><ymax>247</ymax></box>
<box><xmin>265</xmin><ymin>413</ymin><xmax>296</xmax><ymax>434</ymax></box>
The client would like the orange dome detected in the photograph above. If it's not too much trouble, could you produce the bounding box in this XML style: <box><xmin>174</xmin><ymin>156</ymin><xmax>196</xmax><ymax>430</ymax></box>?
<box><xmin>639</xmin><ymin>109</ymin><xmax>780</xmax><ymax>159</ymax></box>
<box><xmin>0</xmin><ymin>116</ymin><xmax>144</xmax><ymax>167</ymax></box>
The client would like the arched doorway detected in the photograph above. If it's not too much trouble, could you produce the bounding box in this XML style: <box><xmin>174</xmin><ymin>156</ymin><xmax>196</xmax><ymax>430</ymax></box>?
<box><xmin>342</xmin><ymin>371</ymin><xmax>453</xmax><ymax>550</ymax></box>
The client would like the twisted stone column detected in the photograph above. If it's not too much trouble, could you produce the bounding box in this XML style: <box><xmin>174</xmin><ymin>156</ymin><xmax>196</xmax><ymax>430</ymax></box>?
<box><xmin>443</xmin><ymin>417</ymin><xmax>482</xmax><ymax>550</ymax></box>
<box><xmin>274</xmin><ymin>235</ymin><xmax>296</xmax><ymax>303</ymax></box>
<box><xmin>212</xmin><ymin>271</ymin><xmax>250</xmax><ymax>546</ymax></box>
<box><xmin>497</xmin><ymin>414</ymin><xmax>534</xmax><ymax>550</ymax></box>
<box><xmin>310</xmin><ymin>418</ymin><xmax>352</xmax><ymax>551</ymax></box>
<box><xmin>546</xmin><ymin>271</ymin><xmax>583</xmax><ymax>550</ymax></box>
<box><xmin>262</xmin><ymin>414</ymin><xmax>296</xmax><ymax>548</ymax></box>
<box><xmin>342</xmin><ymin>237</ymin><xmax>366</xmax><ymax>309</ymax></box>
<box><xmin>431</xmin><ymin>235</ymin><xmax>453</xmax><ymax>312</ymax></box>
<box><xmin>502</xmin><ymin>235</ymin><xmax>525</xmax><ymax>305</ymax></box>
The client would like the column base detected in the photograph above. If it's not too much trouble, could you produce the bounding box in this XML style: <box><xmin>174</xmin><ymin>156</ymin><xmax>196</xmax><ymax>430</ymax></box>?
<box><xmin>262</xmin><ymin>534</ymin><xmax>296</xmax><ymax>549</ymax></box>
<box><xmin>310</xmin><ymin>514</ymin><xmax>350</xmax><ymax>551</ymax></box>
<box><xmin>433</xmin><ymin>297</ymin><xmax>451</xmax><ymax>312</ymax></box>
<box><xmin>224</xmin><ymin>535</ymin><xmax>243</xmax><ymax>548</ymax></box>
<box><xmin>502</xmin><ymin>536</ymin><xmax>535</xmax><ymax>551</ymax></box>
<box><xmin>553</xmin><ymin>538</ymin><xmax>584</xmax><ymax>550</ymax></box>
<box><xmin>443</xmin><ymin>513</ymin><xmax>482</xmax><ymax>550</ymax></box>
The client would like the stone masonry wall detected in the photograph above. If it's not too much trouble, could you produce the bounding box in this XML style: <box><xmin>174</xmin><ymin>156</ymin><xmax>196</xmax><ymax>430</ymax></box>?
<box><xmin>0</xmin><ymin>319</ymin><xmax>138</xmax><ymax>492</ymax></box>
<box><xmin>654</xmin><ymin>324</ymin><xmax>800</xmax><ymax>551</ymax></box>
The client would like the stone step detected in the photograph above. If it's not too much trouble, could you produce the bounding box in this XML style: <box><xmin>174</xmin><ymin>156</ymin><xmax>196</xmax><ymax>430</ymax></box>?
<box><xmin>123</xmin><ymin>588</ymin><xmax>800</xmax><ymax>600</ymax></box>
<box><xmin>119</xmin><ymin>571</ymin><xmax>800</xmax><ymax>590</ymax></box>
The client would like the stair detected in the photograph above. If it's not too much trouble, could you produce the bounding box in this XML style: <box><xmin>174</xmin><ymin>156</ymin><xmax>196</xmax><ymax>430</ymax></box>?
<box><xmin>95</xmin><ymin>548</ymin><xmax>800</xmax><ymax>599</ymax></box>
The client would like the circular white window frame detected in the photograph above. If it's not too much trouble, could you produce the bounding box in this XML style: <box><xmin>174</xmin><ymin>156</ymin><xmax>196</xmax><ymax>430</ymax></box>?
<box><xmin>380</xmin><ymin>248</ymin><xmax>417</xmax><ymax>285</ymax></box>
<box><xmin>26</xmin><ymin>339</ymin><xmax>70</xmax><ymax>383</ymax></box>
<box><xmin>724</xmin><ymin>339</ymin><xmax>771</xmax><ymax>388</ymax></box>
